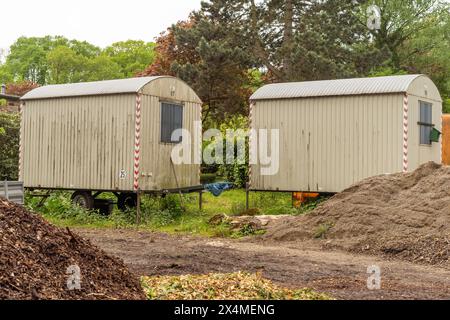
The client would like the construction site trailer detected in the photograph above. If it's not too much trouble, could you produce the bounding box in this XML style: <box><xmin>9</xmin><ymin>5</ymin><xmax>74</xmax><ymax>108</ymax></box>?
<box><xmin>20</xmin><ymin>76</ymin><xmax>202</xmax><ymax>211</ymax></box>
<box><xmin>249</xmin><ymin>75</ymin><xmax>443</xmax><ymax>193</ymax></box>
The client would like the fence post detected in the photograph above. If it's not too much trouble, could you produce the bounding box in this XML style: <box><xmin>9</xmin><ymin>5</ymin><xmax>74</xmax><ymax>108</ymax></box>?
<box><xmin>245</xmin><ymin>183</ymin><xmax>250</xmax><ymax>210</ymax></box>
<box><xmin>4</xmin><ymin>180</ymin><xmax>9</xmax><ymax>201</ymax></box>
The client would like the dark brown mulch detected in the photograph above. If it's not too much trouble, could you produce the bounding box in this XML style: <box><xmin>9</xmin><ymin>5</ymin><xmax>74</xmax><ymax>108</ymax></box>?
<box><xmin>0</xmin><ymin>197</ymin><xmax>145</xmax><ymax>300</ymax></box>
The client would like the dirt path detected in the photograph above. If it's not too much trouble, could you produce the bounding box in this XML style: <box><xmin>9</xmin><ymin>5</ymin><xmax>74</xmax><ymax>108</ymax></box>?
<box><xmin>76</xmin><ymin>228</ymin><xmax>450</xmax><ymax>300</ymax></box>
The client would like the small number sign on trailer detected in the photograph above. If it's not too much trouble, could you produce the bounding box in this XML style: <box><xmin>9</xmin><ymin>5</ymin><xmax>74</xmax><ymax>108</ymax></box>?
<box><xmin>0</xmin><ymin>181</ymin><xmax>24</xmax><ymax>204</ymax></box>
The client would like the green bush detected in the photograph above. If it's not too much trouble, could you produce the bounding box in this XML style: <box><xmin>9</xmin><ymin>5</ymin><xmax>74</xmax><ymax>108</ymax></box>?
<box><xmin>443</xmin><ymin>98</ymin><xmax>450</xmax><ymax>114</ymax></box>
<box><xmin>0</xmin><ymin>112</ymin><xmax>20</xmax><ymax>180</ymax></box>
<box><xmin>200</xmin><ymin>173</ymin><xmax>217</xmax><ymax>184</ymax></box>
<box><xmin>25</xmin><ymin>191</ymin><xmax>106</xmax><ymax>225</ymax></box>
<box><xmin>206</xmin><ymin>115</ymin><xmax>249</xmax><ymax>188</ymax></box>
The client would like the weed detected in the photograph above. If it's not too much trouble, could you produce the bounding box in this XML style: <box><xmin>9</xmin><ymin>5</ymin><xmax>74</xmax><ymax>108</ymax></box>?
<box><xmin>294</xmin><ymin>197</ymin><xmax>327</xmax><ymax>216</ymax></box>
<box><xmin>314</xmin><ymin>222</ymin><xmax>334</xmax><ymax>239</ymax></box>
<box><xmin>25</xmin><ymin>189</ymin><xmax>328</xmax><ymax>238</ymax></box>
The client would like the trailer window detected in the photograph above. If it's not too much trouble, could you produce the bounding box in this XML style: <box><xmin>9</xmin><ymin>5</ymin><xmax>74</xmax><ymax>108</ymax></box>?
<box><xmin>419</xmin><ymin>101</ymin><xmax>433</xmax><ymax>145</ymax></box>
<box><xmin>161</xmin><ymin>103</ymin><xmax>183</xmax><ymax>143</ymax></box>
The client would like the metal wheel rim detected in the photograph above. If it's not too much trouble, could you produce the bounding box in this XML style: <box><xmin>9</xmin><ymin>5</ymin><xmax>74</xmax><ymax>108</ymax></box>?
<box><xmin>73</xmin><ymin>195</ymin><xmax>87</xmax><ymax>208</ymax></box>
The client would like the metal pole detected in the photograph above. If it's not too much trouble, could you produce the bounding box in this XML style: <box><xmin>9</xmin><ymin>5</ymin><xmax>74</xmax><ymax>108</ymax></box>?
<box><xmin>246</xmin><ymin>183</ymin><xmax>250</xmax><ymax>210</ymax></box>
<box><xmin>4</xmin><ymin>180</ymin><xmax>9</xmax><ymax>201</ymax></box>
<box><xmin>170</xmin><ymin>158</ymin><xmax>185</xmax><ymax>210</ymax></box>
<box><xmin>199</xmin><ymin>191</ymin><xmax>203</xmax><ymax>210</ymax></box>
<box><xmin>136</xmin><ymin>192</ymin><xmax>141</xmax><ymax>225</ymax></box>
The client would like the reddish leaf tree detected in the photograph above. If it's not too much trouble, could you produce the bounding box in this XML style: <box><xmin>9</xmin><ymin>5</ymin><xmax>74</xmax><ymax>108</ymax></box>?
<box><xmin>137</xmin><ymin>19</ymin><xmax>198</xmax><ymax>77</ymax></box>
<box><xmin>6</xmin><ymin>81</ymin><xmax>39</xmax><ymax>97</ymax></box>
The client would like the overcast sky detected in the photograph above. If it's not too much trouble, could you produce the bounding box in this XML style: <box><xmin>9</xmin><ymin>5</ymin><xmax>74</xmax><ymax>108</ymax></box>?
<box><xmin>1</xmin><ymin>0</ymin><xmax>202</xmax><ymax>50</ymax></box>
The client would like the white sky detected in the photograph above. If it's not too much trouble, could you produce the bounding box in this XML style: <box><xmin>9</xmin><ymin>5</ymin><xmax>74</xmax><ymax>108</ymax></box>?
<box><xmin>1</xmin><ymin>0</ymin><xmax>202</xmax><ymax>50</ymax></box>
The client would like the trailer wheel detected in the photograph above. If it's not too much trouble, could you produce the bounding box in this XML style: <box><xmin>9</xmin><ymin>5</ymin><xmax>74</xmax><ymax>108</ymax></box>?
<box><xmin>71</xmin><ymin>191</ymin><xmax>94</xmax><ymax>210</ymax></box>
<box><xmin>117</xmin><ymin>193</ymin><xmax>137</xmax><ymax>211</ymax></box>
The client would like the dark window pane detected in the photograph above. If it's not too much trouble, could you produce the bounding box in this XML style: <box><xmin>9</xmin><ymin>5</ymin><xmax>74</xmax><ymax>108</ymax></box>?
<box><xmin>419</xmin><ymin>101</ymin><xmax>433</xmax><ymax>145</ymax></box>
<box><xmin>161</xmin><ymin>103</ymin><xmax>183</xmax><ymax>143</ymax></box>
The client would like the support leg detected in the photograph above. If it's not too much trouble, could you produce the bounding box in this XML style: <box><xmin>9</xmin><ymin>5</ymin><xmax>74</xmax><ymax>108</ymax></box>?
<box><xmin>136</xmin><ymin>192</ymin><xmax>141</xmax><ymax>225</ymax></box>
<box><xmin>199</xmin><ymin>191</ymin><xmax>203</xmax><ymax>211</ymax></box>
<box><xmin>246</xmin><ymin>184</ymin><xmax>250</xmax><ymax>210</ymax></box>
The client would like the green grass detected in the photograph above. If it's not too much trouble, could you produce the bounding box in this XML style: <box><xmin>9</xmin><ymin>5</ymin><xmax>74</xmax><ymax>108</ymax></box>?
<box><xmin>26</xmin><ymin>189</ymin><xmax>325</xmax><ymax>238</ymax></box>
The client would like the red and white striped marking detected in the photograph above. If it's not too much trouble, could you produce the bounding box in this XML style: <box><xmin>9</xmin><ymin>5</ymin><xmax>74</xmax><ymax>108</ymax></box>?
<box><xmin>248</xmin><ymin>102</ymin><xmax>255</xmax><ymax>189</ymax></box>
<box><xmin>134</xmin><ymin>94</ymin><xmax>142</xmax><ymax>191</ymax></box>
<box><xmin>403</xmin><ymin>94</ymin><xmax>409</xmax><ymax>173</ymax></box>
<box><xmin>18</xmin><ymin>102</ymin><xmax>24</xmax><ymax>180</ymax></box>
<box><xmin>199</xmin><ymin>105</ymin><xmax>203</xmax><ymax>182</ymax></box>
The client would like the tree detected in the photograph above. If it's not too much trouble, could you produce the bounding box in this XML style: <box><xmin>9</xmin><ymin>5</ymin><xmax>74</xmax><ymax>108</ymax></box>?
<box><xmin>1</xmin><ymin>36</ymin><xmax>156</xmax><ymax>87</ymax></box>
<box><xmin>0</xmin><ymin>113</ymin><xmax>20</xmax><ymax>180</ymax></box>
<box><xmin>139</xmin><ymin>20</ymin><xmax>198</xmax><ymax>77</ymax></box>
<box><xmin>200</xmin><ymin>0</ymin><xmax>367</xmax><ymax>82</ymax></box>
<box><xmin>401</xmin><ymin>8</ymin><xmax>450</xmax><ymax>112</ymax></box>
<box><xmin>85</xmin><ymin>55</ymin><xmax>123</xmax><ymax>81</ymax></box>
<box><xmin>5</xmin><ymin>36</ymin><xmax>54</xmax><ymax>84</ymax></box>
<box><xmin>47</xmin><ymin>46</ymin><xmax>85</xmax><ymax>84</ymax></box>
<box><xmin>358</xmin><ymin>0</ymin><xmax>450</xmax><ymax>111</ymax></box>
<box><xmin>359</xmin><ymin>0</ymin><xmax>449</xmax><ymax>70</ymax></box>
<box><xmin>140</xmin><ymin>16</ymin><xmax>254</xmax><ymax>122</ymax></box>
<box><xmin>6</xmin><ymin>81</ymin><xmax>39</xmax><ymax>97</ymax></box>
<box><xmin>46</xmin><ymin>46</ymin><xmax>122</xmax><ymax>83</ymax></box>
<box><xmin>0</xmin><ymin>64</ymin><xmax>13</xmax><ymax>84</ymax></box>
<box><xmin>104</xmin><ymin>40</ymin><xmax>156</xmax><ymax>77</ymax></box>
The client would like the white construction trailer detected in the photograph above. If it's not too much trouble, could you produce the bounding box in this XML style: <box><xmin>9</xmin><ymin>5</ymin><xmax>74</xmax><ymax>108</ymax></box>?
<box><xmin>20</xmin><ymin>76</ymin><xmax>202</xmax><ymax>213</ymax></box>
<box><xmin>249</xmin><ymin>75</ymin><xmax>442</xmax><ymax>193</ymax></box>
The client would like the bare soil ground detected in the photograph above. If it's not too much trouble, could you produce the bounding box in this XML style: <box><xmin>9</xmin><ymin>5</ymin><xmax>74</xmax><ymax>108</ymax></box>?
<box><xmin>76</xmin><ymin>228</ymin><xmax>450</xmax><ymax>300</ymax></box>
<box><xmin>266</xmin><ymin>162</ymin><xmax>450</xmax><ymax>268</ymax></box>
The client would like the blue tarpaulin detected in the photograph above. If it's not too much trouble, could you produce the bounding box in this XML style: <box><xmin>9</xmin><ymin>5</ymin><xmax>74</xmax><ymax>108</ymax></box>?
<box><xmin>204</xmin><ymin>182</ymin><xmax>234</xmax><ymax>197</ymax></box>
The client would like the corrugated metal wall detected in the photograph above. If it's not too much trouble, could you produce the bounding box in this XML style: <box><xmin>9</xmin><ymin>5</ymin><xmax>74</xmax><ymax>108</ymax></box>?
<box><xmin>0</xmin><ymin>181</ymin><xmax>24</xmax><ymax>204</ymax></box>
<box><xmin>21</xmin><ymin>94</ymin><xmax>136</xmax><ymax>191</ymax></box>
<box><xmin>20</xmin><ymin>77</ymin><xmax>202</xmax><ymax>192</ymax></box>
<box><xmin>405</xmin><ymin>76</ymin><xmax>443</xmax><ymax>170</ymax></box>
<box><xmin>250</xmin><ymin>94</ymin><xmax>405</xmax><ymax>193</ymax></box>
<box><xmin>407</xmin><ymin>95</ymin><xmax>442</xmax><ymax>170</ymax></box>
<box><xmin>139</xmin><ymin>96</ymin><xmax>201</xmax><ymax>190</ymax></box>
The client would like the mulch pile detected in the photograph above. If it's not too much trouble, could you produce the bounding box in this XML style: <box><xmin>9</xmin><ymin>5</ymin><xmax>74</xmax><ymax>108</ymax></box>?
<box><xmin>0</xmin><ymin>198</ymin><xmax>145</xmax><ymax>300</ymax></box>
<box><xmin>142</xmin><ymin>272</ymin><xmax>332</xmax><ymax>300</ymax></box>
<box><xmin>265</xmin><ymin>162</ymin><xmax>450</xmax><ymax>267</ymax></box>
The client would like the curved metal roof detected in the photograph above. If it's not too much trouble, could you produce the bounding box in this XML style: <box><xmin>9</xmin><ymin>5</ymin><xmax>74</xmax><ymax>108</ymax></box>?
<box><xmin>250</xmin><ymin>75</ymin><xmax>424</xmax><ymax>100</ymax></box>
<box><xmin>21</xmin><ymin>76</ymin><xmax>167</xmax><ymax>100</ymax></box>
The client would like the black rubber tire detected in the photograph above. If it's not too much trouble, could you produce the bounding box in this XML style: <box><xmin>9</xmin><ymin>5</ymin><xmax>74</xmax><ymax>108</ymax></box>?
<box><xmin>117</xmin><ymin>193</ymin><xmax>137</xmax><ymax>211</ymax></box>
<box><xmin>94</xmin><ymin>199</ymin><xmax>114</xmax><ymax>216</ymax></box>
<box><xmin>71</xmin><ymin>191</ymin><xmax>95</xmax><ymax>210</ymax></box>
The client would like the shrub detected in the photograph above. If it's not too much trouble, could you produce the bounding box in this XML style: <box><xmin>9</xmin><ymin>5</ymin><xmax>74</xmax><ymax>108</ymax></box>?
<box><xmin>200</xmin><ymin>173</ymin><xmax>216</xmax><ymax>184</ymax></box>
<box><xmin>314</xmin><ymin>222</ymin><xmax>334</xmax><ymax>239</ymax></box>
<box><xmin>209</xmin><ymin>114</ymin><xmax>249</xmax><ymax>188</ymax></box>
<box><xmin>0</xmin><ymin>112</ymin><xmax>20</xmax><ymax>180</ymax></box>
<box><xmin>25</xmin><ymin>191</ymin><xmax>106</xmax><ymax>225</ymax></box>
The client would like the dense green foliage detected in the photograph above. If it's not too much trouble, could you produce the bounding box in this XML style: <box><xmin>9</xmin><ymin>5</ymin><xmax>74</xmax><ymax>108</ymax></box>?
<box><xmin>0</xmin><ymin>36</ymin><xmax>156</xmax><ymax>85</ymax></box>
<box><xmin>26</xmin><ymin>189</ymin><xmax>314</xmax><ymax>237</ymax></box>
<box><xmin>141</xmin><ymin>0</ymin><xmax>450</xmax><ymax>115</ymax></box>
<box><xmin>0</xmin><ymin>113</ymin><xmax>20</xmax><ymax>180</ymax></box>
